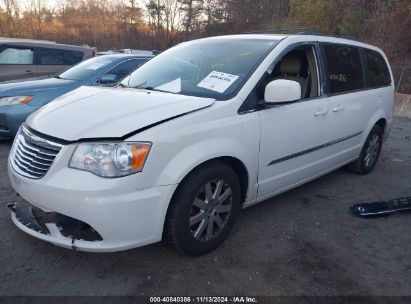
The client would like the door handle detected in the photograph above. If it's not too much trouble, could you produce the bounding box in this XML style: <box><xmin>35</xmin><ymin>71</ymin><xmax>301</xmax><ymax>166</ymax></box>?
<box><xmin>332</xmin><ymin>104</ymin><xmax>345</xmax><ymax>112</ymax></box>
<box><xmin>314</xmin><ymin>108</ymin><xmax>328</xmax><ymax>116</ymax></box>
<box><xmin>25</xmin><ymin>70</ymin><xmax>33</xmax><ymax>73</ymax></box>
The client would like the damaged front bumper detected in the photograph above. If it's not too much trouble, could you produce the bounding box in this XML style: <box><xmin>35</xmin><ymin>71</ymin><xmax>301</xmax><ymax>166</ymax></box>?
<box><xmin>8</xmin><ymin>156</ymin><xmax>177</xmax><ymax>252</ymax></box>
<box><xmin>7</xmin><ymin>202</ymin><xmax>103</xmax><ymax>251</ymax></box>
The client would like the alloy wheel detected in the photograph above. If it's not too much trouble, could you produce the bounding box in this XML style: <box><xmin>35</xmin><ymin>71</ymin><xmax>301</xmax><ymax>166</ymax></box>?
<box><xmin>189</xmin><ymin>179</ymin><xmax>233</xmax><ymax>241</ymax></box>
<box><xmin>364</xmin><ymin>134</ymin><xmax>380</xmax><ymax>167</ymax></box>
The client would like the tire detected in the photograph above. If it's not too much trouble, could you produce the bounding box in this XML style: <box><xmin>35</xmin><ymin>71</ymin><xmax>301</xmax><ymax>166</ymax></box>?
<box><xmin>349</xmin><ymin>125</ymin><xmax>383</xmax><ymax>175</ymax></box>
<box><xmin>165</xmin><ymin>161</ymin><xmax>242</xmax><ymax>256</ymax></box>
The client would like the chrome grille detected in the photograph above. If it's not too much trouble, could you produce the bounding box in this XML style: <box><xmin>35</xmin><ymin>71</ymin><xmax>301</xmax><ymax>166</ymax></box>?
<box><xmin>10</xmin><ymin>125</ymin><xmax>63</xmax><ymax>179</ymax></box>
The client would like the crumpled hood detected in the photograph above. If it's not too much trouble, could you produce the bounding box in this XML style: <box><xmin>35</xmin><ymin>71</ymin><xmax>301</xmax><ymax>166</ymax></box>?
<box><xmin>0</xmin><ymin>78</ymin><xmax>78</xmax><ymax>96</ymax></box>
<box><xmin>27</xmin><ymin>86</ymin><xmax>215</xmax><ymax>141</ymax></box>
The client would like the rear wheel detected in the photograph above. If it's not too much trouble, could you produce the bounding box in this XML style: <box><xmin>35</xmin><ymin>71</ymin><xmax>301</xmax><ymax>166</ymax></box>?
<box><xmin>165</xmin><ymin>161</ymin><xmax>241</xmax><ymax>256</ymax></box>
<box><xmin>349</xmin><ymin>125</ymin><xmax>383</xmax><ymax>175</ymax></box>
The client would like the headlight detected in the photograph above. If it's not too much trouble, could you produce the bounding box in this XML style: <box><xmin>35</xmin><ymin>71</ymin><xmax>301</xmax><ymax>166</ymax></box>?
<box><xmin>69</xmin><ymin>142</ymin><xmax>151</xmax><ymax>177</ymax></box>
<box><xmin>0</xmin><ymin>96</ymin><xmax>33</xmax><ymax>106</ymax></box>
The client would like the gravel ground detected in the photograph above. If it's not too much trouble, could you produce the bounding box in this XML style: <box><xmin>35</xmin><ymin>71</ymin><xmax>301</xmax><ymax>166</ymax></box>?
<box><xmin>395</xmin><ymin>94</ymin><xmax>411</xmax><ymax>120</ymax></box>
<box><xmin>0</xmin><ymin>117</ymin><xmax>410</xmax><ymax>297</ymax></box>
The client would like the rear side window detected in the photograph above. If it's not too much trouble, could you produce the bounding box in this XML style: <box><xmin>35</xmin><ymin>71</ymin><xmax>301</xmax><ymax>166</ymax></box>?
<box><xmin>0</xmin><ymin>47</ymin><xmax>34</xmax><ymax>64</ymax></box>
<box><xmin>39</xmin><ymin>48</ymin><xmax>83</xmax><ymax>65</ymax></box>
<box><xmin>364</xmin><ymin>49</ymin><xmax>391</xmax><ymax>88</ymax></box>
<box><xmin>323</xmin><ymin>44</ymin><xmax>364</xmax><ymax>94</ymax></box>
<box><xmin>102</xmin><ymin>59</ymin><xmax>147</xmax><ymax>82</ymax></box>
<box><xmin>58</xmin><ymin>56</ymin><xmax>116</xmax><ymax>81</ymax></box>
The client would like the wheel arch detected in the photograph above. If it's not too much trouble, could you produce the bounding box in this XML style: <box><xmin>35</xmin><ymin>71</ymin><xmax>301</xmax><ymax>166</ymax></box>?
<box><xmin>375</xmin><ymin>118</ymin><xmax>387</xmax><ymax>134</ymax></box>
<box><xmin>362</xmin><ymin>110</ymin><xmax>388</xmax><ymax>145</ymax></box>
<box><xmin>172</xmin><ymin>156</ymin><xmax>249</xmax><ymax>206</ymax></box>
<box><xmin>161</xmin><ymin>155</ymin><xmax>250</xmax><ymax>240</ymax></box>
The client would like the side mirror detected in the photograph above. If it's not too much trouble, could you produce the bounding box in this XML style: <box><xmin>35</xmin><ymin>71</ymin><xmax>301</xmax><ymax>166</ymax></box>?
<box><xmin>264</xmin><ymin>79</ymin><xmax>301</xmax><ymax>104</ymax></box>
<box><xmin>99</xmin><ymin>74</ymin><xmax>118</xmax><ymax>85</ymax></box>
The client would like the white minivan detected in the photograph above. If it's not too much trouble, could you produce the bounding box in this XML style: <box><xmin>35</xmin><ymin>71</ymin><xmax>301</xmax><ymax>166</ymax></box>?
<box><xmin>7</xmin><ymin>34</ymin><xmax>394</xmax><ymax>256</ymax></box>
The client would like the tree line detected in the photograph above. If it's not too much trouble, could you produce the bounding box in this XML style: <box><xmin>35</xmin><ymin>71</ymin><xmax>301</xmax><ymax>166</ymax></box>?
<box><xmin>0</xmin><ymin>0</ymin><xmax>410</xmax><ymax>66</ymax></box>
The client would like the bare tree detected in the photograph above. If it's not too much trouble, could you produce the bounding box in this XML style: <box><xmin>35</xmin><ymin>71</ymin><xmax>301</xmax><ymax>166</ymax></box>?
<box><xmin>163</xmin><ymin>0</ymin><xmax>183</xmax><ymax>45</ymax></box>
<box><xmin>2</xmin><ymin>0</ymin><xmax>20</xmax><ymax>36</ymax></box>
<box><xmin>0</xmin><ymin>0</ymin><xmax>409</xmax><ymax>77</ymax></box>
<box><xmin>24</xmin><ymin>0</ymin><xmax>49</xmax><ymax>36</ymax></box>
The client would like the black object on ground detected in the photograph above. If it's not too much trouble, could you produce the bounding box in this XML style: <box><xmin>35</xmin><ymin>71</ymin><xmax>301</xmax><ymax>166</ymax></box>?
<box><xmin>351</xmin><ymin>197</ymin><xmax>411</xmax><ymax>218</ymax></box>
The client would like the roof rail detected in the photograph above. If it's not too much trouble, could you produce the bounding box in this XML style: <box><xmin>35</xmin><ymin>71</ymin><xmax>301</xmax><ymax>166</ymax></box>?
<box><xmin>0</xmin><ymin>37</ymin><xmax>57</xmax><ymax>43</ymax></box>
<box><xmin>340</xmin><ymin>35</ymin><xmax>355</xmax><ymax>40</ymax></box>
<box><xmin>243</xmin><ymin>28</ymin><xmax>324</xmax><ymax>35</ymax></box>
<box><xmin>243</xmin><ymin>29</ymin><xmax>363</xmax><ymax>42</ymax></box>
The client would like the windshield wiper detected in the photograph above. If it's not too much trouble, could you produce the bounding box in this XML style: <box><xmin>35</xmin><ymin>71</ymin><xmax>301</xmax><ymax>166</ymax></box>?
<box><xmin>116</xmin><ymin>82</ymin><xmax>127</xmax><ymax>88</ymax></box>
<box><xmin>127</xmin><ymin>81</ymin><xmax>177</xmax><ymax>94</ymax></box>
<box><xmin>131</xmin><ymin>81</ymin><xmax>147</xmax><ymax>89</ymax></box>
<box><xmin>55</xmin><ymin>75</ymin><xmax>70</xmax><ymax>80</ymax></box>
<box><xmin>143</xmin><ymin>87</ymin><xmax>178</xmax><ymax>94</ymax></box>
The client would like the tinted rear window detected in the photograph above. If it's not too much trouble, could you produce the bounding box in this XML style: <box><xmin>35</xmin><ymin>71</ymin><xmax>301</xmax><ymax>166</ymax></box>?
<box><xmin>39</xmin><ymin>48</ymin><xmax>83</xmax><ymax>65</ymax></box>
<box><xmin>364</xmin><ymin>49</ymin><xmax>391</xmax><ymax>88</ymax></box>
<box><xmin>323</xmin><ymin>44</ymin><xmax>364</xmax><ymax>94</ymax></box>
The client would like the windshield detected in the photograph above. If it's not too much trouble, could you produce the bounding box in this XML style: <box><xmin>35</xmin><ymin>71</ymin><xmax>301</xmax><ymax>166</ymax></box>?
<box><xmin>121</xmin><ymin>39</ymin><xmax>279</xmax><ymax>100</ymax></box>
<box><xmin>59</xmin><ymin>56</ymin><xmax>117</xmax><ymax>81</ymax></box>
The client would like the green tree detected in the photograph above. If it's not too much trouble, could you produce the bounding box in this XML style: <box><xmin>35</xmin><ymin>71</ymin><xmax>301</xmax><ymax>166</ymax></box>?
<box><xmin>289</xmin><ymin>0</ymin><xmax>336</xmax><ymax>33</ymax></box>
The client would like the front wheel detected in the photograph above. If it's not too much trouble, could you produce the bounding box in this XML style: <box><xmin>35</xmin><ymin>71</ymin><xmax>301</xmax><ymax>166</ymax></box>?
<box><xmin>165</xmin><ymin>161</ymin><xmax>242</xmax><ymax>256</ymax></box>
<box><xmin>349</xmin><ymin>125</ymin><xmax>383</xmax><ymax>175</ymax></box>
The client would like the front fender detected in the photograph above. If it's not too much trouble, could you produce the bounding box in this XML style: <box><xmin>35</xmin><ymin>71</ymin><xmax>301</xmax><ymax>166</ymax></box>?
<box><xmin>155</xmin><ymin>137</ymin><xmax>258</xmax><ymax>204</ymax></box>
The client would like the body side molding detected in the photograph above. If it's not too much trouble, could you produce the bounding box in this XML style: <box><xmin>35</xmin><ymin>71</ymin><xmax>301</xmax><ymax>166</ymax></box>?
<box><xmin>268</xmin><ymin>131</ymin><xmax>363</xmax><ymax>166</ymax></box>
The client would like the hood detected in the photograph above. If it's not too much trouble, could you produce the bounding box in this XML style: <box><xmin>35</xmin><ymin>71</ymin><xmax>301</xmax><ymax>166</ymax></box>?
<box><xmin>27</xmin><ymin>86</ymin><xmax>215</xmax><ymax>141</ymax></box>
<box><xmin>0</xmin><ymin>78</ymin><xmax>79</xmax><ymax>96</ymax></box>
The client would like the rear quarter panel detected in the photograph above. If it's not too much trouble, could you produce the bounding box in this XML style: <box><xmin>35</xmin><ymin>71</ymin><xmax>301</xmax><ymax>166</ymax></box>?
<box><xmin>361</xmin><ymin>48</ymin><xmax>395</xmax><ymax>143</ymax></box>
<box><xmin>361</xmin><ymin>85</ymin><xmax>394</xmax><ymax>144</ymax></box>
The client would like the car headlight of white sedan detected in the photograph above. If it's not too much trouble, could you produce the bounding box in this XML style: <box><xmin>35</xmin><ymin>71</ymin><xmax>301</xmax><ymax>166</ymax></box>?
<box><xmin>69</xmin><ymin>142</ymin><xmax>151</xmax><ymax>177</ymax></box>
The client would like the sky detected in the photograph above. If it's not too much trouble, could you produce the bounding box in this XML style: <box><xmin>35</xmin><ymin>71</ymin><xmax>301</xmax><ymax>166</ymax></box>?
<box><xmin>15</xmin><ymin>0</ymin><xmax>146</xmax><ymax>9</ymax></box>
